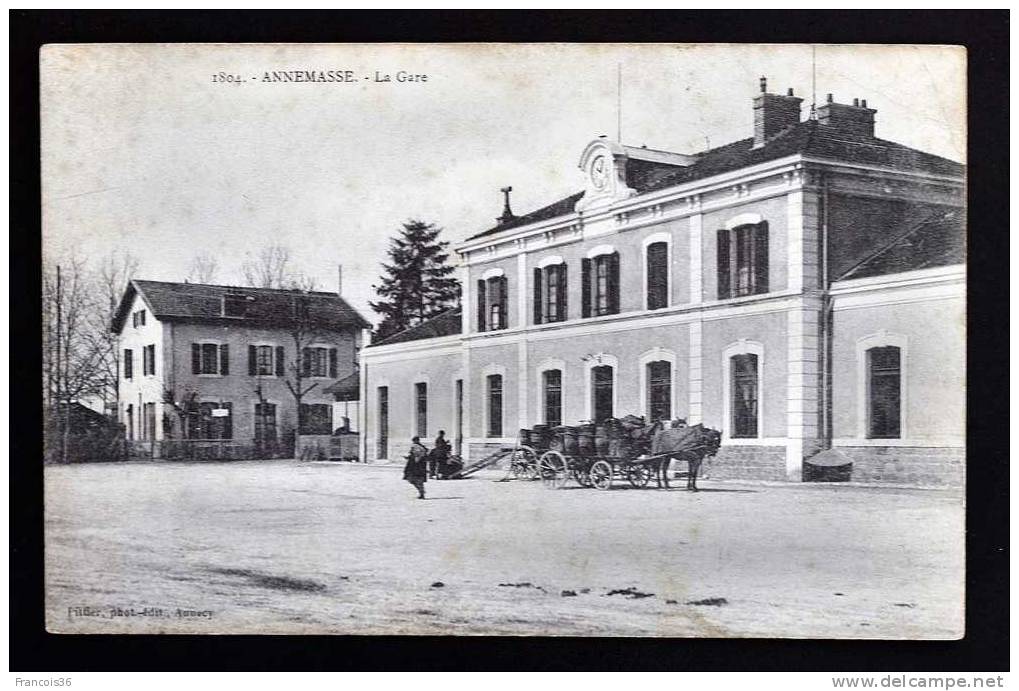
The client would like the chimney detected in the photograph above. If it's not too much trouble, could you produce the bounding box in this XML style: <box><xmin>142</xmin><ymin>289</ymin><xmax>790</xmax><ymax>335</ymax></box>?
<box><xmin>497</xmin><ymin>186</ymin><xmax>516</xmax><ymax>225</ymax></box>
<box><xmin>816</xmin><ymin>95</ymin><xmax>877</xmax><ymax>137</ymax></box>
<box><xmin>752</xmin><ymin>77</ymin><xmax>803</xmax><ymax>148</ymax></box>
<box><xmin>337</xmin><ymin>264</ymin><xmax>343</xmax><ymax>296</ymax></box>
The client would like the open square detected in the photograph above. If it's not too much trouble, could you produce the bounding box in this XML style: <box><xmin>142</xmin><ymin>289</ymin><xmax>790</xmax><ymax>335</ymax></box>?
<box><xmin>46</xmin><ymin>460</ymin><xmax>963</xmax><ymax>637</ymax></box>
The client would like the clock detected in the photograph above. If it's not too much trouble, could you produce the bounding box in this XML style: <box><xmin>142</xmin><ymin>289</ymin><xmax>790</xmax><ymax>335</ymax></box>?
<box><xmin>591</xmin><ymin>155</ymin><xmax>609</xmax><ymax>191</ymax></box>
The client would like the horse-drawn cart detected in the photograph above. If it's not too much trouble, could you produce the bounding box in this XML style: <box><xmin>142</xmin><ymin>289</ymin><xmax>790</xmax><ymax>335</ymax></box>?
<box><xmin>515</xmin><ymin>418</ymin><xmax>722</xmax><ymax>491</ymax></box>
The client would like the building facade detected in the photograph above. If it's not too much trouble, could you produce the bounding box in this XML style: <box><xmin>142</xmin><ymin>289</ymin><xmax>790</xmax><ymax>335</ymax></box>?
<box><xmin>360</xmin><ymin>82</ymin><xmax>965</xmax><ymax>486</ymax></box>
<box><xmin>114</xmin><ymin>280</ymin><xmax>369</xmax><ymax>456</ymax></box>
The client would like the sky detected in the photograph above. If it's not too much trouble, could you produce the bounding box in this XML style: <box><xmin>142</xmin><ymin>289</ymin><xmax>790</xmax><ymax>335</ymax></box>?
<box><xmin>41</xmin><ymin>43</ymin><xmax>966</xmax><ymax>324</ymax></box>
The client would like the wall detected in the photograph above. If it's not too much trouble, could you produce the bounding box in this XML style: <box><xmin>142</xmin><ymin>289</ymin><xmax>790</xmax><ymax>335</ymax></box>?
<box><xmin>164</xmin><ymin>321</ymin><xmax>359</xmax><ymax>444</ymax></box>
<box><xmin>831</xmin><ymin>293</ymin><xmax>965</xmax><ymax>444</ymax></box>
<box><xmin>362</xmin><ymin>348</ymin><xmax>462</xmax><ymax>462</ymax></box>
<box><xmin>700</xmin><ymin>311</ymin><xmax>788</xmax><ymax>439</ymax></box>
<box><xmin>118</xmin><ymin>292</ymin><xmax>166</xmax><ymax>440</ymax></box>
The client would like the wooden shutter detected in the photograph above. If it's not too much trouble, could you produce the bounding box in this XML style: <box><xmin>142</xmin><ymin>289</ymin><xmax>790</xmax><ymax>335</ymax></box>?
<box><xmin>476</xmin><ymin>279</ymin><xmax>486</xmax><ymax>332</ymax></box>
<box><xmin>533</xmin><ymin>267</ymin><xmax>543</xmax><ymax>324</ymax></box>
<box><xmin>581</xmin><ymin>258</ymin><xmax>592</xmax><ymax>318</ymax></box>
<box><xmin>302</xmin><ymin>348</ymin><xmax>312</xmax><ymax>377</ymax></box>
<box><xmin>647</xmin><ymin>242</ymin><xmax>668</xmax><ymax>309</ymax></box>
<box><xmin>222</xmin><ymin>402</ymin><xmax>233</xmax><ymax>440</ymax></box>
<box><xmin>753</xmin><ymin>223</ymin><xmax>769</xmax><ymax>294</ymax></box>
<box><xmin>607</xmin><ymin>252</ymin><xmax>621</xmax><ymax>314</ymax></box>
<box><xmin>248</xmin><ymin>345</ymin><xmax>257</xmax><ymax>376</ymax></box>
<box><xmin>124</xmin><ymin>349</ymin><xmax>133</xmax><ymax>380</ymax></box>
<box><xmin>275</xmin><ymin>346</ymin><xmax>285</xmax><ymax>377</ymax></box>
<box><xmin>219</xmin><ymin>344</ymin><xmax>229</xmax><ymax>375</ymax></box>
<box><xmin>717</xmin><ymin>229</ymin><xmax>731</xmax><ymax>299</ymax></box>
<box><xmin>329</xmin><ymin>347</ymin><xmax>338</xmax><ymax>378</ymax></box>
<box><xmin>557</xmin><ymin>263</ymin><xmax>568</xmax><ymax>321</ymax></box>
<box><xmin>191</xmin><ymin>344</ymin><xmax>200</xmax><ymax>374</ymax></box>
<box><xmin>499</xmin><ymin>276</ymin><xmax>509</xmax><ymax>329</ymax></box>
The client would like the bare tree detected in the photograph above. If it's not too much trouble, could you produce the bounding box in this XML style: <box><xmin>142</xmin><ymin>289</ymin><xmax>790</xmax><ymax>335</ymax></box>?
<box><xmin>186</xmin><ymin>252</ymin><xmax>219</xmax><ymax>284</ymax></box>
<box><xmin>242</xmin><ymin>244</ymin><xmax>292</xmax><ymax>289</ymax></box>
<box><xmin>43</xmin><ymin>257</ymin><xmax>108</xmax><ymax>462</ymax></box>
<box><xmin>88</xmin><ymin>251</ymin><xmax>140</xmax><ymax>417</ymax></box>
<box><xmin>286</xmin><ymin>272</ymin><xmax>319</xmax><ymax>292</ymax></box>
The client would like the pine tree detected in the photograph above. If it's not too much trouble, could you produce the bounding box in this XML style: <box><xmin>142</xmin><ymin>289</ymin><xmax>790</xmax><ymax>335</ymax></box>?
<box><xmin>370</xmin><ymin>220</ymin><xmax>460</xmax><ymax>340</ymax></box>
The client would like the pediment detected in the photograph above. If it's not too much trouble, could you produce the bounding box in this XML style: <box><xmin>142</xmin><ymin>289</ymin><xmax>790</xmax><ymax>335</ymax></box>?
<box><xmin>574</xmin><ymin>138</ymin><xmax>636</xmax><ymax>213</ymax></box>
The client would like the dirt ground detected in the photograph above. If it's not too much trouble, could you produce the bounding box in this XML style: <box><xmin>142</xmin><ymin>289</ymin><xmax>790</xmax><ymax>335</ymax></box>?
<box><xmin>44</xmin><ymin>460</ymin><xmax>964</xmax><ymax>638</ymax></box>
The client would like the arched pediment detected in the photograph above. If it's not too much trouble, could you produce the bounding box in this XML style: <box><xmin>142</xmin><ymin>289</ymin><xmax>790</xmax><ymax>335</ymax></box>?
<box><xmin>575</xmin><ymin>138</ymin><xmax>636</xmax><ymax>213</ymax></box>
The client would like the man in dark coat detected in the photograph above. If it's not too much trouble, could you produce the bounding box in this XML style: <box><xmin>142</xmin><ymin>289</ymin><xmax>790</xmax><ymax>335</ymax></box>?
<box><xmin>403</xmin><ymin>436</ymin><xmax>429</xmax><ymax>499</ymax></box>
<box><xmin>431</xmin><ymin>430</ymin><xmax>451</xmax><ymax>478</ymax></box>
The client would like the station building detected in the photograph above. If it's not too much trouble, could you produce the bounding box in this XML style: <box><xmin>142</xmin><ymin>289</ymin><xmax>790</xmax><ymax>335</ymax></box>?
<box><xmin>359</xmin><ymin>81</ymin><xmax>966</xmax><ymax>486</ymax></box>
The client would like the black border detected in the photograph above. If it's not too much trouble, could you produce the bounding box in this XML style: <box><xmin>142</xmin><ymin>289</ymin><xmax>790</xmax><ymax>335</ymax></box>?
<box><xmin>11</xmin><ymin>10</ymin><xmax>1009</xmax><ymax>672</ymax></box>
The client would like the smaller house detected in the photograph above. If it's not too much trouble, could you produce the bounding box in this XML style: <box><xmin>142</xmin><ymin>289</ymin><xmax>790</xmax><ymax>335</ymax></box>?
<box><xmin>111</xmin><ymin>280</ymin><xmax>370</xmax><ymax>459</ymax></box>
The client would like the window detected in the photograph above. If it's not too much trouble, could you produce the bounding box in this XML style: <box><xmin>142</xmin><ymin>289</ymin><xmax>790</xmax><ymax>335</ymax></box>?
<box><xmin>123</xmin><ymin>349</ymin><xmax>133</xmax><ymax>380</ymax></box>
<box><xmin>646</xmin><ymin>242</ymin><xmax>669</xmax><ymax>310</ymax></box>
<box><xmin>302</xmin><ymin>346</ymin><xmax>337</xmax><ymax>378</ymax></box>
<box><xmin>132</xmin><ymin>310</ymin><xmax>146</xmax><ymax>328</ymax></box>
<box><xmin>192</xmin><ymin>343</ymin><xmax>229</xmax><ymax>375</ymax></box>
<box><xmin>647</xmin><ymin>361</ymin><xmax>672</xmax><ymax>423</ymax></box>
<box><xmin>582</xmin><ymin>252</ymin><xmax>620</xmax><ymax>317</ymax></box>
<box><xmin>143</xmin><ymin>402</ymin><xmax>157</xmax><ymax>440</ymax></box>
<box><xmin>717</xmin><ymin>223</ymin><xmax>769</xmax><ymax>299</ymax></box>
<box><xmin>487</xmin><ymin>374</ymin><xmax>503</xmax><ymax>437</ymax></box>
<box><xmin>190</xmin><ymin>401</ymin><xmax>233</xmax><ymax>440</ymax></box>
<box><xmin>477</xmin><ymin>275</ymin><xmax>509</xmax><ymax>331</ymax></box>
<box><xmin>299</xmin><ymin>403</ymin><xmax>333</xmax><ymax>435</ymax></box>
<box><xmin>223</xmin><ymin>293</ymin><xmax>252</xmax><ymax>317</ymax></box>
<box><xmin>592</xmin><ymin>365</ymin><xmax>614</xmax><ymax>422</ymax></box>
<box><xmin>730</xmin><ymin>354</ymin><xmax>759</xmax><ymax>438</ymax></box>
<box><xmin>254</xmin><ymin>402</ymin><xmax>277</xmax><ymax>443</ymax></box>
<box><xmin>125</xmin><ymin>404</ymin><xmax>134</xmax><ymax>440</ymax></box>
<box><xmin>867</xmin><ymin>346</ymin><xmax>901</xmax><ymax>439</ymax></box>
<box><xmin>415</xmin><ymin>382</ymin><xmax>428</xmax><ymax>437</ymax></box>
<box><xmin>143</xmin><ymin>344</ymin><xmax>156</xmax><ymax>376</ymax></box>
<box><xmin>543</xmin><ymin>369</ymin><xmax>562</xmax><ymax>427</ymax></box>
<box><xmin>377</xmin><ymin>386</ymin><xmax>389</xmax><ymax>458</ymax></box>
<box><xmin>533</xmin><ymin>263</ymin><xmax>568</xmax><ymax>324</ymax></box>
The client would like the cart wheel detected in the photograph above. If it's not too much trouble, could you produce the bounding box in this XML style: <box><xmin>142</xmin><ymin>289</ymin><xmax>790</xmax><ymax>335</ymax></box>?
<box><xmin>510</xmin><ymin>446</ymin><xmax>538</xmax><ymax>480</ymax></box>
<box><xmin>539</xmin><ymin>451</ymin><xmax>568</xmax><ymax>489</ymax></box>
<box><xmin>573</xmin><ymin>467</ymin><xmax>593</xmax><ymax>488</ymax></box>
<box><xmin>627</xmin><ymin>464</ymin><xmax>652</xmax><ymax>488</ymax></box>
<box><xmin>589</xmin><ymin>460</ymin><xmax>614</xmax><ymax>490</ymax></box>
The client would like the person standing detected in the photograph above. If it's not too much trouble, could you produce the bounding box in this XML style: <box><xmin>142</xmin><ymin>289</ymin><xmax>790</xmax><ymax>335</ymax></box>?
<box><xmin>431</xmin><ymin>430</ymin><xmax>450</xmax><ymax>478</ymax></box>
<box><xmin>403</xmin><ymin>436</ymin><xmax>429</xmax><ymax>499</ymax></box>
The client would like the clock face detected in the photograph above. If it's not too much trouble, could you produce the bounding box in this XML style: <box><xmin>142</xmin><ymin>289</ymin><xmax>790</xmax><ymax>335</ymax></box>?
<box><xmin>591</xmin><ymin>155</ymin><xmax>609</xmax><ymax>191</ymax></box>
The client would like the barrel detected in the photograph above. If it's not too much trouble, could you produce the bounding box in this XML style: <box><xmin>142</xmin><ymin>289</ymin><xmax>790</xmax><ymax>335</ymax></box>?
<box><xmin>578</xmin><ymin>432</ymin><xmax>595</xmax><ymax>456</ymax></box>
<box><xmin>594</xmin><ymin>425</ymin><xmax>610</xmax><ymax>455</ymax></box>
<box><xmin>519</xmin><ymin>428</ymin><xmax>532</xmax><ymax>446</ymax></box>
<box><xmin>563</xmin><ymin>429</ymin><xmax>579</xmax><ymax>455</ymax></box>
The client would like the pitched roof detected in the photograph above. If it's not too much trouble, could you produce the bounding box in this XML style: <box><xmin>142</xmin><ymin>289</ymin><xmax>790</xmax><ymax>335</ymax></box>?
<box><xmin>466</xmin><ymin>120</ymin><xmax>964</xmax><ymax>241</ymax></box>
<box><xmin>369</xmin><ymin>307</ymin><xmax>462</xmax><ymax>347</ymax></box>
<box><xmin>838</xmin><ymin>208</ymin><xmax>966</xmax><ymax>281</ymax></box>
<box><xmin>112</xmin><ymin>280</ymin><xmax>370</xmax><ymax>333</ymax></box>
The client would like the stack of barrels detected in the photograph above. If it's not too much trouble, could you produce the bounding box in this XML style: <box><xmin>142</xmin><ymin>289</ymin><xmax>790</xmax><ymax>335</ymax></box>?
<box><xmin>519</xmin><ymin>415</ymin><xmax>652</xmax><ymax>459</ymax></box>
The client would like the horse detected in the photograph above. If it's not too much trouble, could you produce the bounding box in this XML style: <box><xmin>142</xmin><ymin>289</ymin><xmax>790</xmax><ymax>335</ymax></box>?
<box><xmin>650</xmin><ymin>424</ymin><xmax>723</xmax><ymax>491</ymax></box>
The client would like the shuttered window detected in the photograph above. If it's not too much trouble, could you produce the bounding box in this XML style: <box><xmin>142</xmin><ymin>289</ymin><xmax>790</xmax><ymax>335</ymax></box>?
<box><xmin>478</xmin><ymin>276</ymin><xmax>509</xmax><ymax>331</ymax></box>
<box><xmin>717</xmin><ymin>223</ymin><xmax>769</xmax><ymax>299</ymax></box>
<box><xmin>299</xmin><ymin>403</ymin><xmax>333</xmax><ymax>435</ymax></box>
<box><xmin>143</xmin><ymin>344</ymin><xmax>156</xmax><ymax>376</ymax></box>
<box><xmin>302</xmin><ymin>347</ymin><xmax>336</xmax><ymax>377</ymax></box>
<box><xmin>123</xmin><ymin>349</ymin><xmax>133</xmax><ymax>380</ymax></box>
<box><xmin>583</xmin><ymin>252</ymin><xmax>620</xmax><ymax>317</ymax></box>
<box><xmin>534</xmin><ymin>263</ymin><xmax>568</xmax><ymax>324</ymax></box>
<box><xmin>193</xmin><ymin>343</ymin><xmax>225</xmax><ymax>375</ymax></box>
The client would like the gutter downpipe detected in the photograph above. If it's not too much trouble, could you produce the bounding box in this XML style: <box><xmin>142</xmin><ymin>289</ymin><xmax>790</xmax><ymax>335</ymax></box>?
<box><xmin>819</xmin><ymin>174</ymin><xmax>833</xmax><ymax>449</ymax></box>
